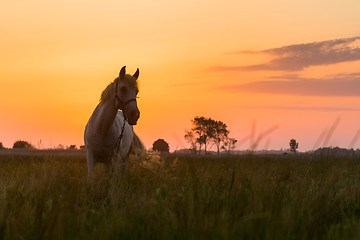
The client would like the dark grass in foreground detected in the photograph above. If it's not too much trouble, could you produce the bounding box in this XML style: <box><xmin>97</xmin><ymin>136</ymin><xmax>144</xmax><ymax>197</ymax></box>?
<box><xmin>2</xmin><ymin>153</ymin><xmax>360</xmax><ymax>239</ymax></box>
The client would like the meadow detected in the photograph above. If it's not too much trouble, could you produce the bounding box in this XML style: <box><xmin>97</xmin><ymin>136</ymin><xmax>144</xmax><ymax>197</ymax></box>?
<box><xmin>1</xmin><ymin>151</ymin><xmax>360</xmax><ymax>239</ymax></box>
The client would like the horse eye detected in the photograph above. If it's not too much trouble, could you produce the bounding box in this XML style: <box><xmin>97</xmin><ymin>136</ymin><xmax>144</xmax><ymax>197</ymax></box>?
<box><xmin>120</xmin><ymin>86</ymin><xmax>127</xmax><ymax>93</ymax></box>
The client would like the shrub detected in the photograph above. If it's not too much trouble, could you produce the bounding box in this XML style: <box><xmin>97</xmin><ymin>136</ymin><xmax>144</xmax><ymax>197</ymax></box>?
<box><xmin>152</xmin><ymin>139</ymin><xmax>169</xmax><ymax>153</ymax></box>
<box><xmin>13</xmin><ymin>140</ymin><xmax>34</xmax><ymax>149</ymax></box>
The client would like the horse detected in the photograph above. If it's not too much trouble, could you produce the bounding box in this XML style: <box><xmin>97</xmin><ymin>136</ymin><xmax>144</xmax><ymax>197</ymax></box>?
<box><xmin>84</xmin><ymin>66</ymin><xmax>145</xmax><ymax>179</ymax></box>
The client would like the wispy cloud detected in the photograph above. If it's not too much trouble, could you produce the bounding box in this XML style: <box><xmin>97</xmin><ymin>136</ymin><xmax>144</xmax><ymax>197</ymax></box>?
<box><xmin>220</xmin><ymin>73</ymin><xmax>360</xmax><ymax>96</ymax></box>
<box><xmin>213</xmin><ymin>37</ymin><xmax>360</xmax><ymax>71</ymax></box>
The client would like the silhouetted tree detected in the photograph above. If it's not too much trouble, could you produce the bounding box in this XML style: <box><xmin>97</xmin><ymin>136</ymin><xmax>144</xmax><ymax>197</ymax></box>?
<box><xmin>185</xmin><ymin>116</ymin><xmax>231</xmax><ymax>154</ymax></box>
<box><xmin>152</xmin><ymin>139</ymin><xmax>170</xmax><ymax>153</ymax></box>
<box><xmin>0</xmin><ymin>142</ymin><xmax>4</xmax><ymax>149</ymax></box>
<box><xmin>185</xmin><ymin>117</ymin><xmax>212</xmax><ymax>154</ymax></box>
<box><xmin>212</xmin><ymin>120</ymin><xmax>229</xmax><ymax>154</ymax></box>
<box><xmin>67</xmin><ymin>145</ymin><xmax>76</xmax><ymax>150</ymax></box>
<box><xmin>13</xmin><ymin>140</ymin><xmax>33</xmax><ymax>149</ymax></box>
<box><xmin>289</xmin><ymin>139</ymin><xmax>298</xmax><ymax>153</ymax></box>
<box><xmin>222</xmin><ymin>137</ymin><xmax>238</xmax><ymax>154</ymax></box>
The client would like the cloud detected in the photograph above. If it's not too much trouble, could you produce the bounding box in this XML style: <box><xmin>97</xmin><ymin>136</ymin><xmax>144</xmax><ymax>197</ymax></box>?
<box><xmin>220</xmin><ymin>73</ymin><xmax>360</xmax><ymax>96</ymax></box>
<box><xmin>213</xmin><ymin>37</ymin><xmax>360</xmax><ymax>71</ymax></box>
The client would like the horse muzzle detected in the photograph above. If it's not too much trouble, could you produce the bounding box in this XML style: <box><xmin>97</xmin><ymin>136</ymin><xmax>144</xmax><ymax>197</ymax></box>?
<box><xmin>127</xmin><ymin>109</ymin><xmax>140</xmax><ymax>125</ymax></box>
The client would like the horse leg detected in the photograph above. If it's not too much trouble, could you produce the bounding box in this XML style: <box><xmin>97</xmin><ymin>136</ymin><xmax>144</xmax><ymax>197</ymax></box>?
<box><xmin>87</xmin><ymin>150</ymin><xmax>96</xmax><ymax>181</ymax></box>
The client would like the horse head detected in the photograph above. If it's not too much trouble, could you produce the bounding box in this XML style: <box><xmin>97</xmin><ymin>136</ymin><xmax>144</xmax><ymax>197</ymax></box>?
<box><xmin>115</xmin><ymin>66</ymin><xmax>140</xmax><ymax>125</ymax></box>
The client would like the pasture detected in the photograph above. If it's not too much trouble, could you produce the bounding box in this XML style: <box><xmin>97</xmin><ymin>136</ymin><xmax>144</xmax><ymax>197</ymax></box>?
<box><xmin>1</xmin><ymin>151</ymin><xmax>360</xmax><ymax>239</ymax></box>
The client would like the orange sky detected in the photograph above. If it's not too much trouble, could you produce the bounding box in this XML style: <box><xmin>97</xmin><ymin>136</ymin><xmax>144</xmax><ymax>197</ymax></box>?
<box><xmin>1</xmin><ymin>0</ymin><xmax>360</xmax><ymax>151</ymax></box>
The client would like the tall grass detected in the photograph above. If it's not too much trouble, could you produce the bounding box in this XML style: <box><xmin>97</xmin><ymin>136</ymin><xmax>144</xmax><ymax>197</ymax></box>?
<box><xmin>1</xmin><ymin>153</ymin><xmax>360</xmax><ymax>239</ymax></box>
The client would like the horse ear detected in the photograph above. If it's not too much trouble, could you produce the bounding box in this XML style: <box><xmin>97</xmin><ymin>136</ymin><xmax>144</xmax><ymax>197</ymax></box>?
<box><xmin>133</xmin><ymin>68</ymin><xmax>139</xmax><ymax>80</ymax></box>
<box><xmin>119</xmin><ymin>66</ymin><xmax>126</xmax><ymax>78</ymax></box>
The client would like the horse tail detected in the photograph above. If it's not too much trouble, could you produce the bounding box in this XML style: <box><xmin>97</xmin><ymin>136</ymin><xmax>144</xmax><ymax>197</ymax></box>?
<box><xmin>130</xmin><ymin>132</ymin><xmax>146</xmax><ymax>155</ymax></box>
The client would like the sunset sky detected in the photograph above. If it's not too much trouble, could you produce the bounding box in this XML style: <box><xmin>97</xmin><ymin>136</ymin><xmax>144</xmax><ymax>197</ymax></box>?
<box><xmin>1</xmin><ymin>0</ymin><xmax>360</xmax><ymax>151</ymax></box>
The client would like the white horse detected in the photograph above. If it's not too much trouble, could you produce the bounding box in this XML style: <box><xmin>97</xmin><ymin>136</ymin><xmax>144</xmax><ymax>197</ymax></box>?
<box><xmin>84</xmin><ymin>66</ymin><xmax>145</xmax><ymax>179</ymax></box>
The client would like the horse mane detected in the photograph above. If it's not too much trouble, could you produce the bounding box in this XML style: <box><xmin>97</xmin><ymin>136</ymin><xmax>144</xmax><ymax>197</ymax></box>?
<box><xmin>100</xmin><ymin>81</ymin><xmax>115</xmax><ymax>102</ymax></box>
<box><xmin>100</xmin><ymin>75</ymin><xmax>139</xmax><ymax>102</ymax></box>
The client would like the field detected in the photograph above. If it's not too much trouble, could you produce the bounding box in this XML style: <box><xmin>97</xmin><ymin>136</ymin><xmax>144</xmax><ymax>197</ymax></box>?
<box><xmin>1</xmin><ymin>151</ymin><xmax>360</xmax><ymax>239</ymax></box>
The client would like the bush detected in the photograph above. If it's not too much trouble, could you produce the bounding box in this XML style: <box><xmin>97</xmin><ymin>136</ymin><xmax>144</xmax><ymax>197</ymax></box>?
<box><xmin>152</xmin><ymin>139</ymin><xmax>169</xmax><ymax>153</ymax></box>
<box><xmin>13</xmin><ymin>140</ymin><xmax>34</xmax><ymax>149</ymax></box>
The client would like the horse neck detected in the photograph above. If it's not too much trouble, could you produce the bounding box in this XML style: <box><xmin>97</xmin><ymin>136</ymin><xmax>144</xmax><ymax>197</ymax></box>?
<box><xmin>95</xmin><ymin>91</ymin><xmax>118</xmax><ymax>136</ymax></box>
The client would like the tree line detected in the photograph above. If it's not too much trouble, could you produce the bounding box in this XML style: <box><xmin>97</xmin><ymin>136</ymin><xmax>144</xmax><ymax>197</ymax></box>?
<box><xmin>1</xmin><ymin>117</ymin><xmax>298</xmax><ymax>154</ymax></box>
<box><xmin>0</xmin><ymin>140</ymin><xmax>34</xmax><ymax>149</ymax></box>
<box><xmin>0</xmin><ymin>141</ymin><xmax>84</xmax><ymax>150</ymax></box>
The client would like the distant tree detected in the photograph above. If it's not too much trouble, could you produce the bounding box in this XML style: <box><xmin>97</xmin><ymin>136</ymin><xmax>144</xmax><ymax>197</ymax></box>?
<box><xmin>289</xmin><ymin>139</ymin><xmax>298</xmax><ymax>153</ymax></box>
<box><xmin>212</xmin><ymin>120</ymin><xmax>229</xmax><ymax>154</ymax></box>
<box><xmin>222</xmin><ymin>137</ymin><xmax>238</xmax><ymax>154</ymax></box>
<box><xmin>67</xmin><ymin>145</ymin><xmax>76</xmax><ymax>150</ymax></box>
<box><xmin>185</xmin><ymin>116</ymin><xmax>231</xmax><ymax>154</ymax></box>
<box><xmin>79</xmin><ymin>145</ymin><xmax>86</xmax><ymax>150</ymax></box>
<box><xmin>152</xmin><ymin>139</ymin><xmax>170</xmax><ymax>153</ymax></box>
<box><xmin>185</xmin><ymin>117</ymin><xmax>212</xmax><ymax>154</ymax></box>
<box><xmin>13</xmin><ymin>140</ymin><xmax>34</xmax><ymax>149</ymax></box>
<box><xmin>0</xmin><ymin>142</ymin><xmax>4</xmax><ymax>149</ymax></box>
